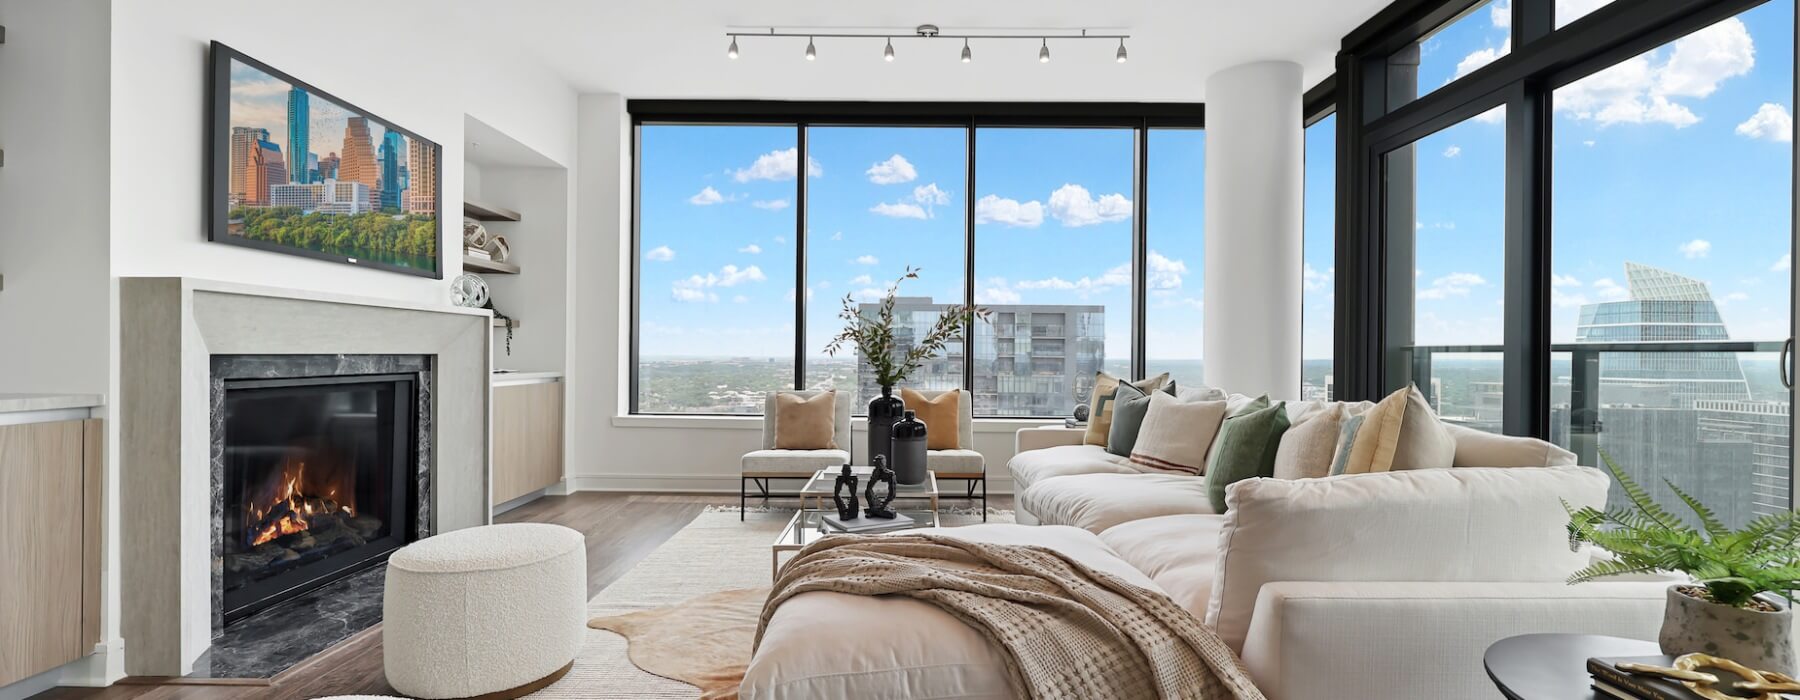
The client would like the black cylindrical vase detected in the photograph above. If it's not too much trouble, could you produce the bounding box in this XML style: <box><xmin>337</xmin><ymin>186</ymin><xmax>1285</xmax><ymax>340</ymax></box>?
<box><xmin>891</xmin><ymin>410</ymin><xmax>929</xmax><ymax>485</ymax></box>
<box><xmin>866</xmin><ymin>385</ymin><xmax>905</xmax><ymax>467</ymax></box>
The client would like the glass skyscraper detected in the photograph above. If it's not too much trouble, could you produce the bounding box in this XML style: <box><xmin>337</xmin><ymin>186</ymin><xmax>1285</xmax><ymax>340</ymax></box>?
<box><xmin>379</xmin><ymin>131</ymin><xmax>404</xmax><ymax>212</ymax></box>
<box><xmin>285</xmin><ymin>88</ymin><xmax>309</xmax><ymax>185</ymax></box>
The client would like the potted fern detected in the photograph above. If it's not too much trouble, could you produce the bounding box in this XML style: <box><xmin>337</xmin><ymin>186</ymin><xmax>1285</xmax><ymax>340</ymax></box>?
<box><xmin>1567</xmin><ymin>454</ymin><xmax>1800</xmax><ymax>674</ymax></box>
<box><xmin>824</xmin><ymin>267</ymin><xmax>988</xmax><ymax>469</ymax></box>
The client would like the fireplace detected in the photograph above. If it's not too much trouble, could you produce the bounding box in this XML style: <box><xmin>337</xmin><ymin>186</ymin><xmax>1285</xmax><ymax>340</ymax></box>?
<box><xmin>219</xmin><ymin>372</ymin><xmax>418</xmax><ymax>624</ymax></box>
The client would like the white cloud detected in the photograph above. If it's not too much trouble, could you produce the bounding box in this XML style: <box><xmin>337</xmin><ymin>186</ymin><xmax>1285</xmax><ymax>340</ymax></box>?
<box><xmin>644</xmin><ymin>245</ymin><xmax>675</xmax><ymax>262</ymax></box>
<box><xmin>671</xmin><ymin>287</ymin><xmax>716</xmax><ymax>303</ymax></box>
<box><xmin>733</xmin><ymin>148</ymin><xmax>822</xmax><ymax>182</ymax></box>
<box><xmin>831</xmin><ymin>232</ymin><xmax>844</xmax><ymax>241</ymax></box>
<box><xmin>913</xmin><ymin>183</ymin><xmax>951</xmax><ymax>206</ymax></box>
<box><xmin>1551</xmin><ymin>273</ymin><xmax>1582</xmax><ymax>287</ymax></box>
<box><xmin>1303</xmin><ymin>263</ymin><xmax>1333</xmax><ymax>292</ymax></box>
<box><xmin>1773</xmin><ymin>253</ymin><xmax>1791</xmax><ymax>272</ymax></box>
<box><xmin>1721</xmin><ymin>291</ymin><xmax>1751</xmax><ymax>305</ymax></box>
<box><xmin>1451</xmin><ymin>38</ymin><xmax>1511</xmax><ymax>82</ymax></box>
<box><xmin>1442</xmin><ymin>145</ymin><xmax>1462</xmax><ymax>158</ymax></box>
<box><xmin>688</xmin><ymin>186</ymin><xmax>725</xmax><ymax>205</ymax></box>
<box><xmin>673</xmin><ymin>264</ymin><xmax>767</xmax><ymax>303</ymax></box>
<box><xmin>1047</xmin><ymin>184</ymin><xmax>1132</xmax><ymax>227</ymax></box>
<box><xmin>975</xmin><ymin>195</ymin><xmax>1045</xmax><ymax>228</ymax></box>
<box><xmin>1490</xmin><ymin>0</ymin><xmax>1511</xmax><ymax>29</ymax></box>
<box><xmin>865</xmin><ymin>154</ymin><xmax>917</xmax><ymax>184</ymax></box>
<box><xmin>1736</xmin><ymin>103</ymin><xmax>1793</xmax><ymax>142</ymax></box>
<box><xmin>773</xmin><ymin>235</ymin><xmax>787</xmax><ymax>244</ymax></box>
<box><xmin>732</xmin><ymin>295</ymin><xmax>750</xmax><ymax>304</ymax></box>
<box><xmin>1146</xmin><ymin>251</ymin><xmax>1188</xmax><ymax>291</ymax></box>
<box><xmin>853</xmin><ymin>255</ymin><xmax>879</xmax><ymax>265</ymax></box>
<box><xmin>1555</xmin><ymin>17</ymin><xmax>1753</xmax><ymax>128</ymax></box>
<box><xmin>1417</xmin><ymin>272</ymin><xmax>1488</xmax><ymax>300</ymax></box>
<box><xmin>737</xmin><ymin>244</ymin><xmax>762</xmax><ymax>254</ymax></box>
<box><xmin>1016</xmin><ymin>263</ymin><xmax>1132</xmax><ymax>297</ymax></box>
<box><xmin>1679</xmin><ymin>239</ymin><xmax>1711</xmax><ymax>259</ymax></box>
<box><xmin>870</xmin><ymin>202</ymin><xmax>928</xmax><ymax>219</ymax></box>
<box><xmin>1592</xmin><ymin>277</ymin><xmax>1628</xmax><ymax>300</ymax></box>
<box><xmin>1551</xmin><ymin>288</ymin><xmax>1590</xmax><ymax>308</ymax></box>
<box><xmin>1583</xmin><ymin>139</ymin><xmax>1597</xmax><ymax>147</ymax></box>
<box><xmin>849</xmin><ymin>274</ymin><xmax>873</xmax><ymax>285</ymax></box>
<box><xmin>975</xmin><ymin>280</ymin><xmax>1022</xmax><ymax>305</ymax></box>
<box><xmin>851</xmin><ymin>287</ymin><xmax>887</xmax><ymax>303</ymax></box>
<box><xmin>751</xmin><ymin>199</ymin><xmax>790</xmax><ymax>211</ymax></box>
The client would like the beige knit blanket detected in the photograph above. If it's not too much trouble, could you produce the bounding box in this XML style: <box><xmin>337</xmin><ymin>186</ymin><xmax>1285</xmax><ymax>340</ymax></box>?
<box><xmin>755</xmin><ymin>534</ymin><xmax>1267</xmax><ymax>700</ymax></box>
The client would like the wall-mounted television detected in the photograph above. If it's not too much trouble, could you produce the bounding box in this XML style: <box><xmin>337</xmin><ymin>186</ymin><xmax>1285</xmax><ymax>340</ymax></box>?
<box><xmin>208</xmin><ymin>42</ymin><xmax>442</xmax><ymax>279</ymax></box>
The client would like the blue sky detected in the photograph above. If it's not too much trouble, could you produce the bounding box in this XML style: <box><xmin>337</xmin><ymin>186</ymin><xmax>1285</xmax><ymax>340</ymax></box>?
<box><xmin>230</xmin><ymin>59</ymin><xmax>399</xmax><ymax>169</ymax></box>
<box><xmin>638</xmin><ymin>0</ymin><xmax>1793</xmax><ymax>363</ymax></box>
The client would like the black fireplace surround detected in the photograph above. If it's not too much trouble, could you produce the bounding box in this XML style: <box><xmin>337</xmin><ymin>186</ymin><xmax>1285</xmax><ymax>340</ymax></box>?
<box><xmin>211</xmin><ymin>355</ymin><xmax>430</xmax><ymax>627</ymax></box>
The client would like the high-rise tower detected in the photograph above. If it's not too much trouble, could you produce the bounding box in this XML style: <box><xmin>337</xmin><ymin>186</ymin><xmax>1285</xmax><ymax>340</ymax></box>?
<box><xmin>406</xmin><ymin>138</ymin><xmax>438</xmax><ymax>215</ymax></box>
<box><xmin>1574</xmin><ymin>261</ymin><xmax>1750</xmax><ymax>406</ymax></box>
<box><xmin>228</xmin><ymin>126</ymin><xmax>270</xmax><ymax>206</ymax></box>
<box><xmin>286</xmin><ymin>88</ymin><xmax>310</xmax><ymax>184</ymax></box>
<box><xmin>379</xmin><ymin>131</ymin><xmax>404</xmax><ymax>211</ymax></box>
<box><xmin>337</xmin><ymin>117</ymin><xmax>379</xmax><ymax>202</ymax></box>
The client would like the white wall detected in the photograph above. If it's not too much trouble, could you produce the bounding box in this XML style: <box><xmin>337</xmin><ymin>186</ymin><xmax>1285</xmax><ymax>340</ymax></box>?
<box><xmin>0</xmin><ymin>0</ymin><xmax>111</xmax><ymax>397</ymax></box>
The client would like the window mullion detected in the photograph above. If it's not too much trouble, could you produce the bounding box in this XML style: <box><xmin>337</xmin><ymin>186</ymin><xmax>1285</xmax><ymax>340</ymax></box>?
<box><xmin>794</xmin><ymin>123</ymin><xmax>809</xmax><ymax>393</ymax></box>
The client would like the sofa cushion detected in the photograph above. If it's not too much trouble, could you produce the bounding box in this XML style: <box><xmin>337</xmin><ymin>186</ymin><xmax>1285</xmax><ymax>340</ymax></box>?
<box><xmin>1020</xmin><ymin>472</ymin><xmax>1216</xmax><ymax>533</ymax></box>
<box><xmin>902</xmin><ymin>388</ymin><xmax>963</xmax><ymax>450</ymax></box>
<box><xmin>1447</xmin><ymin>423</ymin><xmax>1578</xmax><ymax>467</ymax></box>
<box><xmin>1084</xmin><ymin>371</ymin><xmax>1171</xmax><ymax>446</ymax></box>
<box><xmin>1272</xmin><ymin>403</ymin><xmax>1350</xmax><ymax>480</ymax></box>
<box><xmin>1007</xmin><ymin>444</ymin><xmax>1136</xmax><ymax>492</ymax></box>
<box><xmin>925</xmin><ymin>448</ymin><xmax>985</xmax><ymax>475</ymax></box>
<box><xmin>1205</xmin><ymin>400</ymin><xmax>1290</xmax><ymax>513</ymax></box>
<box><xmin>1206</xmin><ymin>465</ymin><xmax>1610</xmax><ymax>652</ymax></box>
<box><xmin>741</xmin><ymin>449</ymin><xmax>850</xmax><ymax>474</ymax></box>
<box><xmin>1129</xmin><ymin>393</ymin><xmax>1228</xmax><ymax>476</ymax></box>
<box><xmin>1105</xmin><ymin>382</ymin><xmax>1158</xmax><ymax>457</ymax></box>
<box><xmin>773</xmin><ymin>391</ymin><xmax>839</xmax><ymax>450</ymax></box>
<box><xmin>742</xmin><ymin>524</ymin><xmax>1156</xmax><ymax>700</ymax></box>
<box><xmin>1330</xmin><ymin>384</ymin><xmax>1454</xmax><ymax>475</ymax></box>
<box><xmin>1099</xmin><ymin>514</ymin><xmax>1226</xmax><ymax>618</ymax></box>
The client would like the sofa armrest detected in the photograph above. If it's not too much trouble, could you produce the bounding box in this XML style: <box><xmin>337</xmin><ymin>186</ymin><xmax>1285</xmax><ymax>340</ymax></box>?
<box><xmin>1014</xmin><ymin>426</ymin><xmax>1086</xmax><ymax>454</ymax></box>
<box><xmin>1238</xmin><ymin>580</ymin><xmax>1667</xmax><ymax>700</ymax></box>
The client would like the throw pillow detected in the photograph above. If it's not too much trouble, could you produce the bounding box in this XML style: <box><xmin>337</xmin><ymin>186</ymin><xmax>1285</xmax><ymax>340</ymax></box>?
<box><xmin>1083</xmin><ymin>371</ymin><xmax>1172</xmax><ymax>446</ymax></box>
<box><xmin>1204</xmin><ymin>398</ymin><xmax>1290</xmax><ymax>513</ymax></box>
<box><xmin>1272</xmin><ymin>403</ymin><xmax>1351</xmax><ymax>480</ymax></box>
<box><xmin>1327</xmin><ymin>384</ymin><xmax>1455</xmax><ymax>475</ymax></box>
<box><xmin>1129</xmin><ymin>392</ymin><xmax>1229</xmax><ymax>475</ymax></box>
<box><xmin>773</xmin><ymin>391</ymin><xmax>838</xmax><ymax>450</ymax></box>
<box><xmin>900</xmin><ymin>388</ymin><xmax>961</xmax><ymax>450</ymax></box>
<box><xmin>1105</xmin><ymin>383</ymin><xmax>1158</xmax><ymax>458</ymax></box>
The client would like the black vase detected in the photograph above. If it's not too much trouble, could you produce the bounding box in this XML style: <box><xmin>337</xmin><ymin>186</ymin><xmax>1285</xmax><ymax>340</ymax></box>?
<box><xmin>891</xmin><ymin>409</ymin><xmax>929</xmax><ymax>486</ymax></box>
<box><xmin>866</xmin><ymin>385</ymin><xmax>904</xmax><ymax>467</ymax></box>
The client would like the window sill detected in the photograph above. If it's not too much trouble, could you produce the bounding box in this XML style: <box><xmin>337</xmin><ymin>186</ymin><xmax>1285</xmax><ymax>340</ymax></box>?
<box><xmin>609</xmin><ymin>414</ymin><xmax>1066</xmax><ymax>434</ymax></box>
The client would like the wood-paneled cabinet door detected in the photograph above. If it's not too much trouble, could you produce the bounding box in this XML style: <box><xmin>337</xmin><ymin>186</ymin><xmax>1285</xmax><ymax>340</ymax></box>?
<box><xmin>0</xmin><ymin>420</ymin><xmax>87</xmax><ymax>686</ymax></box>
<box><xmin>493</xmin><ymin>383</ymin><xmax>564</xmax><ymax>504</ymax></box>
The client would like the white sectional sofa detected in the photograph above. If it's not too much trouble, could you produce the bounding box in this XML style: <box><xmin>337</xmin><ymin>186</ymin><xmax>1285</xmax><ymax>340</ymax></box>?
<box><xmin>744</xmin><ymin>396</ymin><xmax>1679</xmax><ymax>699</ymax></box>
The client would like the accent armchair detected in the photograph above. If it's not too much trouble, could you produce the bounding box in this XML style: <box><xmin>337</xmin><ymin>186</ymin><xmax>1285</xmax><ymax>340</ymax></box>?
<box><xmin>739</xmin><ymin>390</ymin><xmax>852</xmax><ymax>520</ymax></box>
<box><xmin>909</xmin><ymin>388</ymin><xmax>986</xmax><ymax>518</ymax></box>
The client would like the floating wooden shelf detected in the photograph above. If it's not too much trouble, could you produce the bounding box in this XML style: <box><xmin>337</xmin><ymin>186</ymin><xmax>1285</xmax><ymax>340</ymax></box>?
<box><xmin>463</xmin><ymin>255</ymin><xmax>519</xmax><ymax>275</ymax></box>
<box><xmin>492</xmin><ymin>317</ymin><xmax>520</xmax><ymax>329</ymax></box>
<box><xmin>463</xmin><ymin>200</ymin><xmax>521</xmax><ymax>222</ymax></box>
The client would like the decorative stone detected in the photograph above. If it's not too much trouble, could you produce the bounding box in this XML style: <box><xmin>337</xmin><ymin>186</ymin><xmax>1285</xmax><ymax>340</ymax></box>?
<box><xmin>832</xmin><ymin>464</ymin><xmax>860</xmax><ymax>521</ymax></box>
<box><xmin>1661</xmin><ymin>584</ymin><xmax>1796</xmax><ymax>677</ymax></box>
<box><xmin>863</xmin><ymin>457</ymin><xmax>897</xmax><ymax>519</ymax></box>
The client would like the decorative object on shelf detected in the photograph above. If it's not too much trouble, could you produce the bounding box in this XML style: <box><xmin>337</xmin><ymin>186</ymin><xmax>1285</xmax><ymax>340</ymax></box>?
<box><xmin>823</xmin><ymin>267</ymin><xmax>989</xmax><ymax>467</ymax></box>
<box><xmin>1073</xmin><ymin>403</ymin><xmax>1090</xmax><ymax>422</ymax></box>
<box><xmin>1567</xmin><ymin>453</ymin><xmax>1800</xmax><ymax>675</ymax></box>
<box><xmin>483</xmin><ymin>299</ymin><xmax>515</xmax><ymax>356</ymax></box>
<box><xmin>890</xmin><ymin>410</ymin><xmax>929</xmax><ymax>486</ymax></box>
<box><xmin>463</xmin><ymin>216</ymin><xmax>492</xmax><ymax>254</ymax></box>
<box><xmin>485</xmin><ymin>234</ymin><xmax>511</xmax><ymax>263</ymax></box>
<box><xmin>450</xmin><ymin>273</ymin><xmax>489</xmax><ymax>308</ymax></box>
<box><xmin>723</xmin><ymin>24</ymin><xmax>1129</xmax><ymax>66</ymax></box>
<box><xmin>831</xmin><ymin>464</ymin><xmax>860</xmax><ymax>521</ymax></box>
<box><xmin>862</xmin><ymin>456</ymin><xmax>897</xmax><ymax>519</ymax></box>
<box><xmin>209</xmin><ymin>42</ymin><xmax>442</xmax><ymax>279</ymax></box>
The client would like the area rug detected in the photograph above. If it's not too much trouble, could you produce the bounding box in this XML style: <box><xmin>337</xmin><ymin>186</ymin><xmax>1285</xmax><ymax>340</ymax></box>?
<box><xmin>525</xmin><ymin>506</ymin><xmax>1012</xmax><ymax>699</ymax></box>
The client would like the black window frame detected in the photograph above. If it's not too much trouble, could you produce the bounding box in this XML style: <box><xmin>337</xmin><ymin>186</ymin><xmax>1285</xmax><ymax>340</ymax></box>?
<box><xmin>627</xmin><ymin>101</ymin><xmax>1205</xmax><ymax>416</ymax></box>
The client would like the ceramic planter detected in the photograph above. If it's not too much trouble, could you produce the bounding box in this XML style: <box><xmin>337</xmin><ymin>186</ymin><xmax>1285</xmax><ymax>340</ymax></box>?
<box><xmin>866</xmin><ymin>385</ymin><xmax>904</xmax><ymax>467</ymax></box>
<box><xmin>1659</xmin><ymin>584</ymin><xmax>1795</xmax><ymax>676</ymax></box>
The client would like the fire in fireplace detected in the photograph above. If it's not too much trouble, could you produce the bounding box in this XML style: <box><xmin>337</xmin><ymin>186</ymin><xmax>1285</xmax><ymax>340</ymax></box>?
<box><xmin>221</xmin><ymin>373</ymin><xmax>417</xmax><ymax>624</ymax></box>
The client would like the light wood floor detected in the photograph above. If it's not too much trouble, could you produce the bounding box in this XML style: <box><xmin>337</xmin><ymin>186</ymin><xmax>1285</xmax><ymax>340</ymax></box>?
<box><xmin>35</xmin><ymin>490</ymin><xmax>1010</xmax><ymax>699</ymax></box>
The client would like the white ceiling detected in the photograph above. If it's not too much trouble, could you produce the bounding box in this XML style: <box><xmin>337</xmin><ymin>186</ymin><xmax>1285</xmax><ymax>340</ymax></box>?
<box><xmin>462</xmin><ymin>0</ymin><xmax>1393</xmax><ymax>102</ymax></box>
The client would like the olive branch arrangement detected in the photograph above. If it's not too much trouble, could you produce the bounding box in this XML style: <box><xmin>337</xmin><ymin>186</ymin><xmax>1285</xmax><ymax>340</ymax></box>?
<box><xmin>823</xmin><ymin>267</ymin><xmax>990</xmax><ymax>388</ymax></box>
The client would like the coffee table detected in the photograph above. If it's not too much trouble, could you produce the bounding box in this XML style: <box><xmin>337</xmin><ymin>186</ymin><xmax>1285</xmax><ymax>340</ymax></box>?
<box><xmin>1484</xmin><ymin>633</ymin><xmax>1661</xmax><ymax>700</ymax></box>
<box><xmin>771</xmin><ymin>507</ymin><xmax>941</xmax><ymax>578</ymax></box>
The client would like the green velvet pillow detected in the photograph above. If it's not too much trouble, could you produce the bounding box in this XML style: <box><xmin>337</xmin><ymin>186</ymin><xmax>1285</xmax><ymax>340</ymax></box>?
<box><xmin>1106</xmin><ymin>382</ymin><xmax>1157</xmax><ymax>457</ymax></box>
<box><xmin>1204</xmin><ymin>397</ymin><xmax>1291</xmax><ymax>513</ymax></box>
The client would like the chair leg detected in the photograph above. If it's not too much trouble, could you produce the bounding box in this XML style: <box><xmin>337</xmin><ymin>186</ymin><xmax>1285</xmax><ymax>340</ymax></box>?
<box><xmin>741</xmin><ymin>478</ymin><xmax>747</xmax><ymax>521</ymax></box>
<box><xmin>981</xmin><ymin>477</ymin><xmax>988</xmax><ymax>521</ymax></box>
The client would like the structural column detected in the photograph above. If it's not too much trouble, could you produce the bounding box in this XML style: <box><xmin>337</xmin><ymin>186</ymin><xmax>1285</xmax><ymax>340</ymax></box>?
<box><xmin>1202</xmin><ymin>61</ymin><xmax>1304</xmax><ymax>400</ymax></box>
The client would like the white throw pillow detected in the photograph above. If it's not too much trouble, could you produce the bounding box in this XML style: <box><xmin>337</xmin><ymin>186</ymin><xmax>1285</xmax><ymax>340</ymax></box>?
<box><xmin>1205</xmin><ymin>465</ymin><xmax>1609</xmax><ymax>652</ymax></box>
<box><xmin>1129</xmin><ymin>393</ymin><xmax>1229</xmax><ymax>476</ymax></box>
<box><xmin>1446</xmin><ymin>423</ymin><xmax>1578</xmax><ymax>467</ymax></box>
<box><xmin>1271</xmin><ymin>404</ymin><xmax>1349</xmax><ymax>480</ymax></box>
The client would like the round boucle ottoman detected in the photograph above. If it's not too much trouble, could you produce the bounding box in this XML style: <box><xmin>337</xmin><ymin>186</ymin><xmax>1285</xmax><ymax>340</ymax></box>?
<box><xmin>383</xmin><ymin>523</ymin><xmax>587</xmax><ymax>699</ymax></box>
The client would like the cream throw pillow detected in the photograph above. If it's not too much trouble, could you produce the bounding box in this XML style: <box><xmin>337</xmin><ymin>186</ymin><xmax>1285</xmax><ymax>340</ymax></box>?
<box><xmin>1083</xmin><ymin>371</ymin><xmax>1171</xmax><ymax>446</ymax></box>
<box><xmin>1329</xmin><ymin>385</ymin><xmax>1455</xmax><ymax>474</ymax></box>
<box><xmin>773</xmin><ymin>391</ymin><xmax>838</xmax><ymax>450</ymax></box>
<box><xmin>900</xmin><ymin>388</ymin><xmax>961</xmax><ymax>450</ymax></box>
<box><xmin>1128</xmin><ymin>393</ymin><xmax>1228</xmax><ymax>476</ymax></box>
<box><xmin>1272</xmin><ymin>403</ymin><xmax>1350</xmax><ymax>480</ymax></box>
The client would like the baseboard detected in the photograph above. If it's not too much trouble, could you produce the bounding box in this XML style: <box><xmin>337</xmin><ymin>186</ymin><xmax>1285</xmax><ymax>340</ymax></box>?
<box><xmin>0</xmin><ymin>638</ymin><xmax>126</xmax><ymax>700</ymax></box>
<box><xmin>564</xmin><ymin>473</ymin><xmax>1015</xmax><ymax>496</ymax></box>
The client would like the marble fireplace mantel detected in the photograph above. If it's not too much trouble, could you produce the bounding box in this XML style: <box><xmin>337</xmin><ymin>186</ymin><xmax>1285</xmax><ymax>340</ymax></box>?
<box><xmin>119</xmin><ymin>277</ymin><xmax>492</xmax><ymax>677</ymax></box>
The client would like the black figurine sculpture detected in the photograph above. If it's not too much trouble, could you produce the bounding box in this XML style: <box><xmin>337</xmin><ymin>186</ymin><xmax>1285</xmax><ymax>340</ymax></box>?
<box><xmin>864</xmin><ymin>456</ymin><xmax>898</xmax><ymax>519</ymax></box>
<box><xmin>832</xmin><ymin>463</ymin><xmax>860</xmax><ymax>521</ymax></box>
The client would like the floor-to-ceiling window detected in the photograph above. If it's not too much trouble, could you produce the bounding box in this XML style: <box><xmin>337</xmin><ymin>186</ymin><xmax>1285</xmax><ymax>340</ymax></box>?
<box><xmin>629</xmin><ymin>106</ymin><xmax>1204</xmax><ymax>417</ymax></box>
<box><xmin>1303</xmin><ymin>114</ymin><xmax>1337</xmax><ymax>400</ymax></box>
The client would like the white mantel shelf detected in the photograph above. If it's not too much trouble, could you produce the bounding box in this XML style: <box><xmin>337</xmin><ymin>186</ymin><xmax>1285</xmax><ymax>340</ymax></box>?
<box><xmin>124</xmin><ymin>276</ymin><xmax>494</xmax><ymax>320</ymax></box>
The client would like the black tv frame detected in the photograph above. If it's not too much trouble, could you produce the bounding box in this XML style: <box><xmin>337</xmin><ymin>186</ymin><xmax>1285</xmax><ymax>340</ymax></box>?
<box><xmin>207</xmin><ymin>41</ymin><xmax>443</xmax><ymax>279</ymax></box>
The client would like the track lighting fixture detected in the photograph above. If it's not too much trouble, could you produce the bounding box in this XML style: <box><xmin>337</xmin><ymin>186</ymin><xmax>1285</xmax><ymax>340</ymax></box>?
<box><xmin>722</xmin><ymin>25</ymin><xmax>1129</xmax><ymax>65</ymax></box>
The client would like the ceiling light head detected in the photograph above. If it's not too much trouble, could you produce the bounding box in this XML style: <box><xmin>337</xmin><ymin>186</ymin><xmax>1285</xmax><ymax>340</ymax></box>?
<box><xmin>1038</xmin><ymin>38</ymin><xmax>1050</xmax><ymax>63</ymax></box>
<box><xmin>805</xmin><ymin>36</ymin><xmax>816</xmax><ymax>61</ymax></box>
<box><xmin>727</xmin><ymin>36</ymin><xmax>739</xmax><ymax>59</ymax></box>
<box><xmin>884</xmin><ymin>37</ymin><xmax>895</xmax><ymax>62</ymax></box>
<box><xmin>961</xmin><ymin>39</ymin><xmax>972</xmax><ymax>63</ymax></box>
<box><xmin>1115</xmin><ymin>38</ymin><xmax>1127</xmax><ymax>63</ymax></box>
